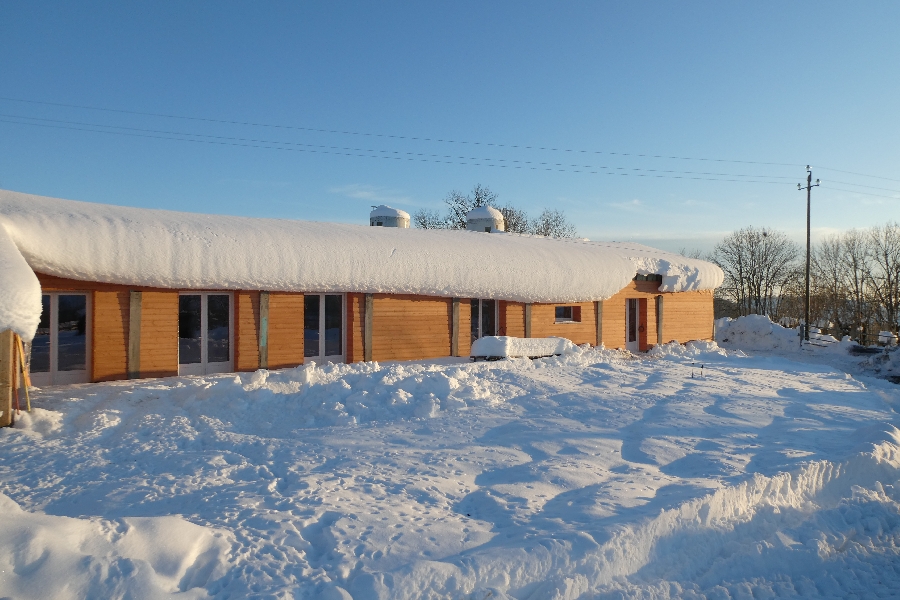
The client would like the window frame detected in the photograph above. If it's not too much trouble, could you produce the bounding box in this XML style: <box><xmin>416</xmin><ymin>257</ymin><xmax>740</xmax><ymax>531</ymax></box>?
<box><xmin>554</xmin><ymin>305</ymin><xmax>581</xmax><ymax>324</ymax></box>
<box><xmin>303</xmin><ymin>292</ymin><xmax>346</xmax><ymax>363</ymax></box>
<box><xmin>177</xmin><ymin>291</ymin><xmax>234</xmax><ymax>376</ymax></box>
<box><xmin>29</xmin><ymin>292</ymin><xmax>92</xmax><ymax>386</ymax></box>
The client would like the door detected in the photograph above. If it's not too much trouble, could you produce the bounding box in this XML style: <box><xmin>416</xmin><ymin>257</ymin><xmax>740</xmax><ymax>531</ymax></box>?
<box><xmin>178</xmin><ymin>293</ymin><xmax>233</xmax><ymax>375</ymax></box>
<box><xmin>625</xmin><ymin>298</ymin><xmax>649</xmax><ymax>352</ymax></box>
<box><xmin>471</xmin><ymin>299</ymin><xmax>498</xmax><ymax>343</ymax></box>
<box><xmin>304</xmin><ymin>294</ymin><xmax>345</xmax><ymax>362</ymax></box>
<box><xmin>29</xmin><ymin>293</ymin><xmax>91</xmax><ymax>386</ymax></box>
<box><xmin>625</xmin><ymin>299</ymin><xmax>640</xmax><ymax>352</ymax></box>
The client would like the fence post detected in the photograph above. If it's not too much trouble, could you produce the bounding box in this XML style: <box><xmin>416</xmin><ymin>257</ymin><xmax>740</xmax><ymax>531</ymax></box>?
<box><xmin>0</xmin><ymin>330</ymin><xmax>14</xmax><ymax>427</ymax></box>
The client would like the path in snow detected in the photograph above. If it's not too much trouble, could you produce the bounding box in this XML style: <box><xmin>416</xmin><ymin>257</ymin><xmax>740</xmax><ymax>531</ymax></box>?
<box><xmin>1</xmin><ymin>342</ymin><xmax>899</xmax><ymax>598</ymax></box>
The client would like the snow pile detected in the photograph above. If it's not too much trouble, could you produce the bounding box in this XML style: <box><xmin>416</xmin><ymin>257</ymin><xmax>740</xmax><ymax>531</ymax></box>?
<box><xmin>0</xmin><ymin>493</ymin><xmax>232</xmax><ymax>600</ymax></box>
<box><xmin>0</xmin><ymin>224</ymin><xmax>42</xmax><ymax>340</ymax></box>
<box><xmin>5</xmin><ymin>345</ymin><xmax>900</xmax><ymax>597</ymax></box>
<box><xmin>716</xmin><ymin>314</ymin><xmax>853</xmax><ymax>354</ymax></box>
<box><xmin>470</xmin><ymin>335</ymin><xmax>577</xmax><ymax>358</ymax></box>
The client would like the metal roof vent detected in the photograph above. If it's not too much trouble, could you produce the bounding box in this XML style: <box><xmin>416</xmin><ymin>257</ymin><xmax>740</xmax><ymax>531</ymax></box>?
<box><xmin>369</xmin><ymin>205</ymin><xmax>410</xmax><ymax>228</ymax></box>
<box><xmin>465</xmin><ymin>205</ymin><xmax>505</xmax><ymax>232</ymax></box>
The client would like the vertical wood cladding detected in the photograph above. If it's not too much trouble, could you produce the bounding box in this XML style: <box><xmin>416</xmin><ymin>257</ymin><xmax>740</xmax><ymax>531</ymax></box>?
<box><xmin>92</xmin><ymin>290</ymin><xmax>130</xmax><ymax>381</ymax></box>
<box><xmin>346</xmin><ymin>293</ymin><xmax>365</xmax><ymax>363</ymax></box>
<box><xmin>371</xmin><ymin>294</ymin><xmax>452</xmax><ymax>361</ymax></box>
<box><xmin>139</xmin><ymin>291</ymin><xmax>178</xmax><ymax>378</ymax></box>
<box><xmin>529</xmin><ymin>302</ymin><xmax>598</xmax><ymax>345</ymax></box>
<box><xmin>234</xmin><ymin>291</ymin><xmax>260</xmax><ymax>372</ymax></box>
<box><xmin>266</xmin><ymin>293</ymin><xmax>304</xmax><ymax>369</ymax></box>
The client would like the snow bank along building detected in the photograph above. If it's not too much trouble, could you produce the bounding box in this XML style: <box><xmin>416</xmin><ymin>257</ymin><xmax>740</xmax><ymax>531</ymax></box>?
<box><xmin>0</xmin><ymin>189</ymin><xmax>723</xmax><ymax>394</ymax></box>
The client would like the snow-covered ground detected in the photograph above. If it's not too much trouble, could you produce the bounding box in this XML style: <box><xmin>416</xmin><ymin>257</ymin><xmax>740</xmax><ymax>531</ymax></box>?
<box><xmin>3</xmin><ymin>324</ymin><xmax>900</xmax><ymax>598</ymax></box>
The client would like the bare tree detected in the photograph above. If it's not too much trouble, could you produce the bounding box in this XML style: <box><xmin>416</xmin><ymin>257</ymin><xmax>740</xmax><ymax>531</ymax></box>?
<box><xmin>841</xmin><ymin>228</ymin><xmax>876</xmax><ymax>343</ymax></box>
<box><xmin>529</xmin><ymin>209</ymin><xmax>577</xmax><ymax>238</ymax></box>
<box><xmin>412</xmin><ymin>208</ymin><xmax>446</xmax><ymax>229</ymax></box>
<box><xmin>412</xmin><ymin>184</ymin><xmax>576</xmax><ymax>238</ymax></box>
<box><xmin>711</xmin><ymin>227</ymin><xmax>801</xmax><ymax>319</ymax></box>
<box><xmin>498</xmin><ymin>204</ymin><xmax>529</xmax><ymax>234</ymax></box>
<box><xmin>868</xmin><ymin>222</ymin><xmax>900</xmax><ymax>334</ymax></box>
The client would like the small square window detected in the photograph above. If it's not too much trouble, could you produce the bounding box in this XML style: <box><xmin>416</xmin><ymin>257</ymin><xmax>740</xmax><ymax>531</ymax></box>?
<box><xmin>555</xmin><ymin>306</ymin><xmax>581</xmax><ymax>323</ymax></box>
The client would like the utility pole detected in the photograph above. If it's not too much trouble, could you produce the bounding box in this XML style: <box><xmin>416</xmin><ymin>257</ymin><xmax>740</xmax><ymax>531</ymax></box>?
<box><xmin>798</xmin><ymin>166</ymin><xmax>820</xmax><ymax>342</ymax></box>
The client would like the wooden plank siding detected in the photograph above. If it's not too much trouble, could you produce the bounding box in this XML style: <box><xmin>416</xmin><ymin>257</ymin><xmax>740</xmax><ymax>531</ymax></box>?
<box><xmin>371</xmin><ymin>294</ymin><xmax>453</xmax><ymax>361</ymax></box>
<box><xmin>346</xmin><ymin>293</ymin><xmax>365</xmax><ymax>363</ymax></box>
<box><xmin>92</xmin><ymin>290</ymin><xmax>130</xmax><ymax>381</ymax></box>
<box><xmin>659</xmin><ymin>289</ymin><xmax>715</xmax><ymax>343</ymax></box>
<box><xmin>456</xmin><ymin>299</ymin><xmax>472</xmax><ymax>357</ymax></box>
<box><xmin>266</xmin><ymin>293</ymin><xmax>304</xmax><ymax>369</ymax></box>
<box><xmin>234</xmin><ymin>291</ymin><xmax>260</xmax><ymax>372</ymax></box>
<box><xmin>530</xmin><ymin>302</ymin><xmax>598</xmax><ymax>345</ymax></box>
<box><xmin>138</xmin><ymin>292</ymin><xmax>179</xmax><ymax>378</ymax></box>
<box><xmin>502</xmin><ymin>301</ymin><xmax>527</xmax><ymax>338</ymax></box>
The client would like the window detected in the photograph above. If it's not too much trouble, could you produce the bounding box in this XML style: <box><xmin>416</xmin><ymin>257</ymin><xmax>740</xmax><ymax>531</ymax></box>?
<box><xmin>304</xmin><ymin>294</ymin><xmax>345</xmax><ymax>361</ymax></box>
<box><xmin>178</xmin><ymin>293</ymin><xmax>233</xmax><ymax>375</ymax></box>
<box><xmin>633</xmin><ymin>274</ymin><xmax>663</xmax><ymax>282</ymax></box>
<box><xmin>29</xmin><ymin>293</ymin><xmax>91</xmax><ymax>386</ymax></box>
<box><xmin>554</xmin><ymin>305</ymin><xmax>581</xmax><ymax>323</ymax></box>
<box><xmin>471</xmin><ymin>299</ymin><xmax>497</xmax><ymax>343</ymax></box>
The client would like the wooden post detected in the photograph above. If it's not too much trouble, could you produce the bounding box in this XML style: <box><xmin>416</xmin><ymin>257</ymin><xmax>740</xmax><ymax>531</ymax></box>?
<box><xmin>258</xmin><ymin>291</ymin><xmax>269</xmax><ymax>369</ymax></box>
<box><xmin>524</xmin><ymin>303</ymin><xmax>532</xmax><ymax>338</ymax></box>
<box><xmin>450</xmin><ymin>298</ymin><xmax>460</xmax><ymax>356</ymax></box>
<box><xmin>127</xmin><ymin>291</ymin><xmax>142</xmax><ymax>379</ymax></box>
<box><xmin>0</xmin><ymin>330</ymin><xmax>14</xmax><ymax>427</ymax></box>
<box><xmin>364</xmin><ymin>293</ymin><xmax>374</xmax><ymax>362</ymax></box>
<box><xmin>595</xmin><ymin>300</ymin><xmax>603</xmax><ymax>347</ymax></box>
<box><xmin>656</xmin><ymin>295</ymin><xmax>664</xmax><ymax>346</ymax></box>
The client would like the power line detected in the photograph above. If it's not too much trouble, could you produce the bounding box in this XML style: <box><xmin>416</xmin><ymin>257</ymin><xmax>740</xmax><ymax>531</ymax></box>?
<box><xmin>0</xmin><ymin>117</ymin><xmax>797</xmax><ymax>185</ymax></box>
<box><xmin>823</xmin><ymin>179</ymin><xmax>900</xmax><ymax>194</ymax></box>
<box><xmin>813</xmin><ymin>165</ymin><xmax>900</xmax><ymax>184</ymax></box>
<box><xmin>818</xmin><ymin>184</ymin><xmax>900</xmax><ymax>200</ymax></box>
<box><xmin>0</xmin><ymin>95</ymin><xmax>805</xmax><ymax>168</ymax></box>
<box><xmin>0</xmin><ymin>113</ymin><xmax>799</xmax><ymax>182</ymax></box>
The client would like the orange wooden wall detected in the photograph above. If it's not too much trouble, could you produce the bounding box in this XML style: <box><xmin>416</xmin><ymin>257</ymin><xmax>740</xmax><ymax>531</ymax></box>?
<box><xmin>456</xmin><ymin>298</ymin><xmax>472</xmax><ymax>357</ymax></box>
<box><xmin>234</xmin><ymin>291</ymin><xmax>260</xmax><ymax>372</ymax></box>
<box><xmin>92</xmin><ymin>290</ymin><xmax>129</xmax><ymax>381</ymax></box>
<box><xmin>500</xmin><ymin>301</ymin><xmax>526</xmax><ymax>337</ymax></box>
<box><xmin>601</xmin><ymin>280</ymin><xmax>660</xmax><ymax>349</ymax></box>
<box><xmin>371</xmin><ymin>294</ymin><xmax>452</xmax><ymax>361</ymax></box>
<box><xmin>530</xmin><ymin>301</ymin><xmax>598</xmax><ymax>345</ymax></box>
<box><xmin>267</xmin><ymin>293</ymin><xmax>304</xmax><ymax>369</ymax></box>
<box><xmin>139</xmin><ymin>292</ymin><xmax>179</xmax><ymax>378</ymax></box>
<box><xmin>661</xmin><ymin>289</ymin><xmax>715</xmax><ymax>343</ymax></box>
<box><xmin>346</xmin><ymin>293</ymin><xmax>365</xmax><ymax>363</ymax></box>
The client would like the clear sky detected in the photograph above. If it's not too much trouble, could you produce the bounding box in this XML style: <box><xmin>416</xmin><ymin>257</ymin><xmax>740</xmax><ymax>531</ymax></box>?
<box><xmin>1</xmin><ymin>2</ymin><xmax>898</xmax><ymax>253</ymax></box>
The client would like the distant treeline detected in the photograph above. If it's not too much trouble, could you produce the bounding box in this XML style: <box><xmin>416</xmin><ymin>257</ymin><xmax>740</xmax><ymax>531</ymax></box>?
<box><xmin>705</xmin><ymin>224</ymin><xmax>900</xmax><ymax>344</ymax></box>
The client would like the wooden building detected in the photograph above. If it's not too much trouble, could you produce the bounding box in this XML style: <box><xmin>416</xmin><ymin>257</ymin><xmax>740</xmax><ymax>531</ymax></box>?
<box><xmin>0</xmin><ymin>190</ymin><xmax>721</xmax><ymax>388</ymax></box>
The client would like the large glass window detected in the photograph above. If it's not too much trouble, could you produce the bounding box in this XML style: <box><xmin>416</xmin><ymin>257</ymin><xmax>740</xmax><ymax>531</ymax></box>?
<box><xmin>304</xmin><ymin>294</ymin><xmax>344</xmax><ymax>361</ymax></box>
<box><xmin>471</xmin><ymin>299</ymin><xmax>497</xmax><ymax>343</ymax></box>
<box><xmin>28</xmin><ymin>293</ymin><xmax>90</xmax><ymax>386</ymax></box>
<box><xmin>178</xmin><ymin>293</ymin><xmax>232</xmax><ymax>375</ymax></box>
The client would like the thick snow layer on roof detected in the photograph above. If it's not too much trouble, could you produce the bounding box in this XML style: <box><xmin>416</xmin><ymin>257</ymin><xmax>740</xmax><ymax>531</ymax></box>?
<box><xmin>0</xmin><ymin>224</ymin><xmax>42</xmax><ymax>340</ymax></box>
<box><xmin>0</xmin><ymin>190</ymin><xmax>723</xmax><ymax>338</ymax></box>
<box><xmin>369</xmin><ymin>205</ymin><xmax>410</xmax><ymax>219</ymax></box>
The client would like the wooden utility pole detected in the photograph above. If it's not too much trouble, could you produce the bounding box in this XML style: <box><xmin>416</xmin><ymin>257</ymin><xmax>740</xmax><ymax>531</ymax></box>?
<box><xmin>798</xmin><ymin>166</ymin><xmax>820</xmax><ymax>342</ymax></box>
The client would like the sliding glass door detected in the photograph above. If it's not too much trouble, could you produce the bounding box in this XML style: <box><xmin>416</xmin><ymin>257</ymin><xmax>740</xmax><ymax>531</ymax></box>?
<box><xmin>178</xmin><ymin>293</ymin><xmax>233</xmax><ymax>375</ymax></box>
<box><xmin>471</xmin><ymin>299</ymin><xmax>498</xmax><ymax>343</ymax></box>
<box><xmin>304</xmin><ymin>294</ymin><xmax>345</xmax><ymax>362</ymax></box>
<box><xmin>29</xmin><ymin>293</ymin><xmax>91</xmax><ymax>386</ymax></box>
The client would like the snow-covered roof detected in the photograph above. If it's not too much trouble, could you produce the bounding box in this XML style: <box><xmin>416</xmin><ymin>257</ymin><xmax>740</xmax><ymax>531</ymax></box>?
<box><xmin>369</xmin><ymin>205</ymin><xmax>410</xmax><ymax>219</ymax></box>
<box><xmin>0</xmin><ymin>189</ymin><xmax>723</xmax><ymax>340</ymax></box>
<box><xmin>466</xmin><ymin>205</ymin><xmax>503</xmax><ymax>220</ymax></box>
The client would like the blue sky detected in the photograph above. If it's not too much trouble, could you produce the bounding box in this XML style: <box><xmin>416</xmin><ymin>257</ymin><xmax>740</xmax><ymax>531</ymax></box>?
<box><xmin>1</xmin><ymin>2</ymin><xmax>898</xmax><ymax>252</ymax></box>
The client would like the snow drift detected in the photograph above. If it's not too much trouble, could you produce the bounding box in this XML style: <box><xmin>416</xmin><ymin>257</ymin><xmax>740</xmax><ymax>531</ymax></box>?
<box><xmin>0</xmin><ymin>223</ymin><xmax>42</xmax><ymax>340</ymax></box>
